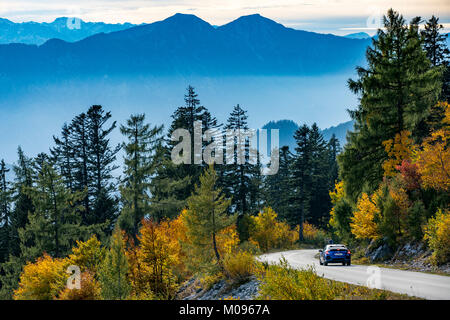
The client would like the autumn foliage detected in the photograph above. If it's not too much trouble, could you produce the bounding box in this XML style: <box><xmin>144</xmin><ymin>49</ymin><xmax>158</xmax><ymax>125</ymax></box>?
<box><xmin>248</xmin><ymin>207</ymin><xmax>298</xmax><ymax>252</ymax></box>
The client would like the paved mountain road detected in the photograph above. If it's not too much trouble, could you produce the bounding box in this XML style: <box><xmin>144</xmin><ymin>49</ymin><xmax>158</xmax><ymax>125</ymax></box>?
<box><xmin>259</xmin><ymin>249</ymin><xmax>450</xmax><ymax>300</ymax></box>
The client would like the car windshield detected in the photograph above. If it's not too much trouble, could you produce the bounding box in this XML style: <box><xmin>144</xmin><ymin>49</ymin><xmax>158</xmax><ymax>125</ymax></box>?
<box><xmin>327</xmin><ymin>245</ymin><xmax>347</xmax><ymax>251</ymax></box>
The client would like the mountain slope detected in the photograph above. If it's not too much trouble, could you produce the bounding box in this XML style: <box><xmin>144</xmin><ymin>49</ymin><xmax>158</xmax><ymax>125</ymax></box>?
<box><xmin>0</xmin><ymin>17</ymin><xmax>135</xmax><ymax>45</ymax></box>
<box><xmin>0</xmin><ymin>13</ymin><xmax>370</xmax><ymax>79</ymax></box>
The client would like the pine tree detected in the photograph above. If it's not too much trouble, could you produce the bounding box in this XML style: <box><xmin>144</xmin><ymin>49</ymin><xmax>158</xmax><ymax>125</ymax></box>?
<box><xmin>422</xmin><ymin>15</ymin><xmax>449</xmax><ymax>67</ymax></box>
<box><xmin>290</xmin><ymin>123</ymin><xmax>332</xmax><ymax>235</ymax></box>
<box><xmin>119</xmin><ymin>114</ymin><xmax>163</xmax><ymax>241</ymax></box>
<box><xmin>340</xmin><ymin>9</ymin><xmax>442</xmax><ymax>200</ymax></box>
<box><xmin>327</xmin><ymin>134</ymin><xmax>341</xmax><ymax>187</ymax></box>
<box><xmin>69</xmin><ymin>112</ymin><xmax>91</xmax><ymax>223</ymax></box>
<box><xmin>51</xmin><ymin>123</ymin><xmax>75</xmax><ymax>190</ymax></box>
<box><xmin>291</xmin><ymin>125</ymin><xmax>312</xmax><ymax>241</ymax></box>
<box><xmin>98</xmin><ymin>227</ymin><xmax>130</xmax><ymax>300</ymax></box>
<box><xmin>222</xmin><ymin>104</ymin><xmax>253</xmax><ymax>214</ymax></box>
<box><xmin>167</xmin><ymin>86</ymin><xmax>220</xmax><ymax>199</ymax></box>
<box><xmin>148</xmin><ymin>144</ymin><xmax>190</xmax><ymax>221</ymax></box>
<box><xmin>52</xmin><ymin>106</ymin><xmax>121</xmax><ymax>232</ymax></box>
<box><xmin>10</xmin><ymin>147</ymin><xmax>34</xmax><ymax>257</ymax></box>
<box><xmin>0</xmin><ymin>160</ymin><xmax>13</xmax><ymax>263</ymax></box>
<box><xmin>86</xmin><ymin>105</ymin><xmax>121</xmax><ymax>230</ymax></box>
<box><xmin>265</xmin><ymin>146</ymin><xmax>294</xmax><ymax>224</ymax></box>
<box><xmin>183</xmin><ymin>165</ymin><xmax>234</xmax><ymax>269</ymax></box>
<box><xmin>20</xmin><ymin>161</ymin><xmax>86</xmax><ymax>260</ymax></box>
<box><xmin>421</xmin><ymin>15</ymin><xmax>449</xmax><ymax>102</ymax></box>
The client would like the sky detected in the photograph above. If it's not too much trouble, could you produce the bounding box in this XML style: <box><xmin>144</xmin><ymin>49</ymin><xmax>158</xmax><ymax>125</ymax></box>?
<box><xmin>0</xmin><ymin>0</ymin><xmax>449</xmax><ymax>35</ymax></box>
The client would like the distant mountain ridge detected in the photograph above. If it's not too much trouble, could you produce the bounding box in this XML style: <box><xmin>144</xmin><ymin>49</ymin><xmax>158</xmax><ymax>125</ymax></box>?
<box><xmin>0</xmin><ymin>17</ymin><xmax>136</xmax><ymax>45</ymax></box>
<box><xmin>0</xmin><ymin>13</ymin><xmax>370</xmax><ymax>79</ymax></box>
<box><xmin>263</xmin><ymin>119</ymin><xmax>355</xmax><ymax>150</ymax></box>
<box><xmin>344</xmin><ymin>32</ymin><xmax>371</xmax><ymax>39</ymax></box>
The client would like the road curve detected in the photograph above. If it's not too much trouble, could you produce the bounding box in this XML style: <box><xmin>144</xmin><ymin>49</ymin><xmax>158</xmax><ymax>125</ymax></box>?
<box><xmin>259</xmin><ymin>249</ymin><xmax>450</xmax><ymax>300</ymax></box>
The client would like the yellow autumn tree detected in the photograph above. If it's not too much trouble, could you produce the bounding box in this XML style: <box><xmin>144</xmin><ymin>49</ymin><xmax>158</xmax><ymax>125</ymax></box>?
<box><xmin>329</xmin><ymin>181</ymin><xmax>345</xmax><ymax>229</ymax></box>
<box><xmin>382</xmin><ymin>130</ymin><xmax>415</xmax><ymax>177</ymax></box>
<box><xmin>58</xmin><ymin>271</ymin><xmax>102</xmax><ymax>300</ymax></box>
<box><xmin>415</xmin><ymin>103</ymin><xmax>450</xmax><ymax>191</ymax></box>
<box><xmin>350</xmin><ymin>192</ymin><xmax>380</xmax><ymax>240</ymax></box>
<box><xmin>424</xmin><ymin>209</ymin><xmax>450</xmax><ymax>265</ymax></box>
<box><xmin>249</xmin><ymin>207</ymin><xmax>298</xmax><ymax>252</ymax></box>
<box><xmin>129</xmin><ymin>218</ymin><xmax>181</xmax><ymax>299</ymax></box>
<box><xmin>67</xmin><ymin>235</ymin><xmax>106</xmax><ymax>274</ymax></box>
<box><xmin>14</xmin><ymin>253</ymin><xmax>68</xmax><ymax>300</ymax></box>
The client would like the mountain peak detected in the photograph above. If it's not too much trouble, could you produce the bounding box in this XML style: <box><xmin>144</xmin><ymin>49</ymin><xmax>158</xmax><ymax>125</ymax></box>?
<box><xmin>164</xmin><ymin>13</ymin><xmax>209</xmax><ymax>25</ymax></box>
<box><xmin>220</xmin><ymin>13</ymin><xmax>285</xmax><ymax>32</ymax></box>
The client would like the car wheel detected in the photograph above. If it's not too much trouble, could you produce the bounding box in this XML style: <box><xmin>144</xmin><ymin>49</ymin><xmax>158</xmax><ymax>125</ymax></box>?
<box><xmin>348</xmin><ymin>261</ymin><xmax>351</xmax><ymax>266</ymax></box>
<box><xmin>324</xmin><ymin>262</ymin><xmax>328</xmax><ymax>266</ymax></box>
<box><xmin>342</xmin><ymin>262</ymin><xmax>346</xmax><ymax>266</ymax></box>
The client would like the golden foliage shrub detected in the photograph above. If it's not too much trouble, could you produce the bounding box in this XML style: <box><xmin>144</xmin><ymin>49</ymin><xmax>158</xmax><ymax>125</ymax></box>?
<box><xmin>223</xmin><ymin>250</ymin><xmax>255</xmax><ymax>283</ymax></box>
<box><xmin>67</xmin><ymin>235</ymin><xmax>105</xmax><ymax>274</ymax></box>
<box><xmin>256</xmin><ymin>258</ymin><xmax>336</xmax><ymax>300</ymax></box>
<box><xmin>128</xmin><ymin>218</ymin><xmax>182</xmax><ymax>299</ymax></box>
<box><xmin>350</xmin><ymin>192</ymin><xmax>380</xmax><ymax>240</ymax></box>
<box><xmin>14</xmin><ymin>253</ymin><xmax>68</xmax><ymax>300</ymax></box>
<box><xmin>58</xmin><ymin>271</ymin><xmax>101</xmax><ymax>300</ymax></box>
<box><xmin>382</xmin><ymin>130</ymin><xmax>415</xmax><ymax>177</ymax></box>
<box><xmin>249</xmin><ymin>207</ymin><xmax>298</xmax><ymax>252</ymax></box>
<box><xmin>424</xmin><ymin>209</ymin><xmax>450</xmax><ymax>265</ymax></box>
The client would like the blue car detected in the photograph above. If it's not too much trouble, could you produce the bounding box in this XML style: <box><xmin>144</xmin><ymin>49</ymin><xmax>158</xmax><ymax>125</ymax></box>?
<box><xmin>319</xmin><ymin>244</ymin><xmax>351</xmax><ymax>266</ymax></box>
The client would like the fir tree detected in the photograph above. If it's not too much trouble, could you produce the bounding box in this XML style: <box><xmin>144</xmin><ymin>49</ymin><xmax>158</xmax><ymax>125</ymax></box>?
<box><xmin>291</xmin><ymin>124</ymin><xmax>312</xmax><ymax>241</ymax></box>
<box><xmin>86</xmin><ymin>105</ymin><xmax>121</xmax><ymax>230</ymax></box>
<box><xmin>0</xmin><ymin>160</ymin><xmax>13</xmax><ymax>263</ymax></box>
<box><xmin>421</xmin><ymin>15</ymin><xmax>449</xmax><ymax>102</ymax></box>
<box><xmin>148</xmin><ymin>144</ymin><xmax>190</xmax><ymax>221</ymax></box>
<box><xmin>183</xmin><ymin>165</ymin><xmax>234</xmax><ymax>269</ymax></box>
<box><xmin>265</xmin><ymin>146</ymin><xmax>294</xmax><ymax>224</ymax></box>
<box><xmin>119</xmin><ymin>114</ymin><xmax>163</xmax><ymax>241</ymax></box>
<box><xmin>340</xmin><ymin>9</ymin><xmax>442</xmax><ymax>200</ymax></box>
<box><xmin>10</xmin><ymin>147</ymin><xmax>34</xmax><ymax>257</ymax></box>
<box><xmin>167</xmin><ymin>86</ymin><xmax>220</xmax><ymax>199</ymax></box>
<box><xmin>20</xmin><ymin>161</ymin><xmax>86</xmax><ymax>260</ymax></box>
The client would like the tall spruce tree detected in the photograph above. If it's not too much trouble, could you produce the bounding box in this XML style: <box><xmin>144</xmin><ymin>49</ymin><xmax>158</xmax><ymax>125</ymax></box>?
<box><xmin>52</xmin><ymin>106</ymin><xmax>121</xmax><ymax>232</ymax></box>
<box><xmin>148</xmin><ymin>144</ymin><xmax>190</xmax><ymax>221</ymax></box>
<box><xmin>119</xmin><ymin>114</ymin><xmax>163</xmax><ymax>241</ymax></box>
<box><xmin>308</xmin><ymin>124</ymin><xmax>333</xmax><ymax>227</ymax></box>
<box><xmin>0</xmin><ymin>160</ymin><xmax>13</xmax><ymax>263</ymax></box>
<box><xmin>421</xmin><ymin>15</ymin><xmax>449</xmax><ymax>102</ymax></box>
<box><xmin>69</xmin><ymin>112</ymin><xmax>91</xmax><ymax>223</ymax></box>
<box><xmin>167</xmin><ymin>86</ymin><xmax>220</xmax><ymax>199</ymax></box>
<box><xmin>10</xmin><ymin>147</ymin><xmax>34</xmax><ymax>257</ymax></box>
<box><xmin>51</xmin><ymin>123</ymin><xmax>75</xmax><ymax>190</ymax></box>
<box><xmin>86</xmin><ymin>105</ymin><xmax>121</xmax><ymax>230</ymax></box>
<box><xmin>340</xmin><ymin>9</ymin><xmax>442</xmax><ymax>200</ymax></box>
<box><xmin>265</xmin><ymin>146</ymin><xmax>294</xmax><ymax>224</ymax></box>
<box><xmin>291</xmin><ymin>125</ymin><xmax>312</xmax><ymax>241</ymax></box>
<box><xmin>222</xmin><ymin>104</ymin><xmax>253</xmax><ymax>214</ymax></box>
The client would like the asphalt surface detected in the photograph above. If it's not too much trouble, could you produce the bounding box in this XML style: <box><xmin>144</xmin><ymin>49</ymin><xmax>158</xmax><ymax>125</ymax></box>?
<box><xmin>259</xmin><ymin>249</ymin><xmax>450</xmax><ymax>300</ymax></box>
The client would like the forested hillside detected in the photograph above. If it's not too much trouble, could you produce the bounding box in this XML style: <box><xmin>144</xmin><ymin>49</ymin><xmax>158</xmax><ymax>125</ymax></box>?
<box><xmin>0</xmin><ymin>9</ymin><xmax>448</xmax><ymax>300</ymax></box>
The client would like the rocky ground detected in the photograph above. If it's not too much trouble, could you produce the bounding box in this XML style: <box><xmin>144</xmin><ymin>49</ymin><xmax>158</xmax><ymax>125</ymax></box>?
<box><xmin>363</xmin><ymin>241</ymin><xmax>450</xmax><ymax>275</ymax></box>
<box><xmin>177</xmin><ymin>276</ymin><xmax>260</xmax><ymax>300</ymax></box>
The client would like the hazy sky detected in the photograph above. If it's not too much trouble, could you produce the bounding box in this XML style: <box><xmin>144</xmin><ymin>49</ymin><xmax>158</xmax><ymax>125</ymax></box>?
<box><xmin>1</xmin><ymin>0</ymin><xmax>449</xmax><ymax>35</ymax></box>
